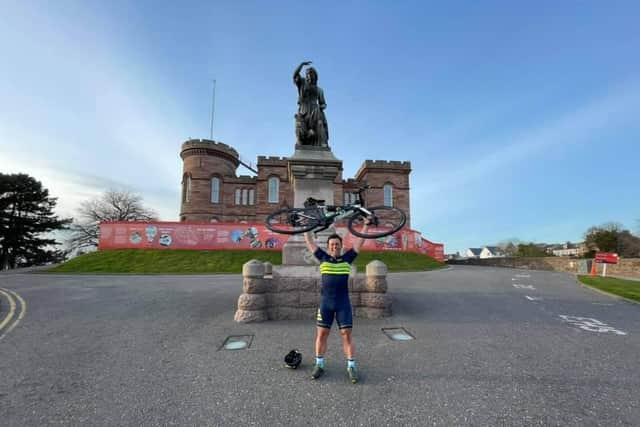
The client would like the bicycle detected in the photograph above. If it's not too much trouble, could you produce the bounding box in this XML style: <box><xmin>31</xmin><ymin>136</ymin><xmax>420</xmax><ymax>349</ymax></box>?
<box><xmin>264</xmin><ymin>185</ymin><xmax>406</xmax><ymax>238</ymax></box>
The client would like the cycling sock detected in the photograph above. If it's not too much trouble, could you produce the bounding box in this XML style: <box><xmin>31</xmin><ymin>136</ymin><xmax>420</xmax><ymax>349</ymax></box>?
<box><xmin>315</xmin><ymin>356</ymin><xmax>325</xmax><ymax>368</ymax></box>
<box><xmin>347</xmin><ymin>358</ymin><xmax>356</xmax><ymax>369</ymax></box>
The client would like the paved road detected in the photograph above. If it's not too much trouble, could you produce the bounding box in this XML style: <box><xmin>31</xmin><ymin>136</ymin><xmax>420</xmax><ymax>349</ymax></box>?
<box><xmin>1</xmin><ymin>266</ymin><xmax>639</xmax><ymax>426</ymax></box>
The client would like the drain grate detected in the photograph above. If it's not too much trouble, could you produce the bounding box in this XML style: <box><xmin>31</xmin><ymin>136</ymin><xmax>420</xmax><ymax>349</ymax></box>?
<box><xmin>220</xmin><ymin>334</ymin><xmax>254</xmax><ymax>351</ymax></box>
<box><xmin>382</xmin><ymin>327</ymin><xmax>415</xmax><ymax>341</ymax></box>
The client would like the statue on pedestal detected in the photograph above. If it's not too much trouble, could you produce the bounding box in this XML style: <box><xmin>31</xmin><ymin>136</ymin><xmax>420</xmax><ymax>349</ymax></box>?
<box><xmin>293</xmin><ymin>61</ymin><xmax>329</xmax><ymax>148</ymax></box>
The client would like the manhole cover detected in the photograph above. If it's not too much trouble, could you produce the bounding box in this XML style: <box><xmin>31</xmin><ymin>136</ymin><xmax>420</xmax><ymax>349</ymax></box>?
<box><xmin>220</xmin><ymin>335</ymin><xmax>254</xmax><ymax>351</ymax></box>
<box><xmin>382</xmin><ymin>327</ymin><xmax>415</xmax><ymax>341</ymax></box>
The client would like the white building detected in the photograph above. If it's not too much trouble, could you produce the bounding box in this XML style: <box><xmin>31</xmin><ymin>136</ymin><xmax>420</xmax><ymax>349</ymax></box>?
<box><xmin>480</xmin><ymin>246</ymin><xmax>506</xmax><ymax>259</ymax></box>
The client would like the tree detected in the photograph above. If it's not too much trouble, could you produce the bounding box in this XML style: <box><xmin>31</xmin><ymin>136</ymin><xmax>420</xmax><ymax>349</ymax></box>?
<box><xmin>497</xmin><ymin>239</ymin><xmax>520</xmax><ymax>257</ymax></box>
<box><xmin>67</xmin><ymin>189</ymin><xmax>157</xmax><ymax>252</ymax></box>
<box><xmin>616</xmin><ymin>230</ymin><xmax>640</xmax><ymax>258</ymax></box>
<box><xmin>516</xmin><ymin>242</ymin><xmax>547</xmax><ymax>257</ymax></box>
<box><xmin>0</xmin><ymin>173</ymin><xmax>71</xmax><ymax>269</ymax></box>
<box><xmin>584</xmin><ymin>223</ymin><xmax>622</xmax><ymax>253</ymax></box>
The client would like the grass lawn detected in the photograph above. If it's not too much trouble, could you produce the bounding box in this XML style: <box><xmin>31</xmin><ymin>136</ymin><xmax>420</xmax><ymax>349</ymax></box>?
<box><xmin>47</xmin><ymin>249</ymin><xmax>446</xmax><ymax>274</ymax></box>
<box><xmin>577</xmin><ymin>275</ymin><xmax>640</xmax><ymax>303</ymax></box>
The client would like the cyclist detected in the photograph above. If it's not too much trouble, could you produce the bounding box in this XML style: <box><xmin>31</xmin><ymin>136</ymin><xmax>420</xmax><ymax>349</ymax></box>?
<box><xmin>303</xmin><ymin>220</ymin><xmax>369</xmax><ymax>384</ymax></box>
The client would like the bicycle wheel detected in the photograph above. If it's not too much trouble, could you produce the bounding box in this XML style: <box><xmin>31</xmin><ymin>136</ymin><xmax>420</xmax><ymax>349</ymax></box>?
<box><xmin>348</xmin><ymin>206</ymin><xmax>406</xmax><ymax>238</ymax></box>
<box><xmin>265</xmin><ymin>207</ymin><xmax>322</xmax><ymax>235</ymax></box>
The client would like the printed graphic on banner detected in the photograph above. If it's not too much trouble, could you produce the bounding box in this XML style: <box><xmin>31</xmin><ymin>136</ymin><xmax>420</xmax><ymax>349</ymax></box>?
<box><xmin>99</xmin><ymin>221</ymin><xmax>445</xmax><ymax>261</ymax></box>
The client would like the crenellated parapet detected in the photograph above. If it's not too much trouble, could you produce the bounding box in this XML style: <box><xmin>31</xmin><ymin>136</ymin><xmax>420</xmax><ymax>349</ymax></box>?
<box><xmin>257</xmin><ymin>156</ymin><xmax>288</xmax><ymax>166</ymax></box>
<box><xmin>355</xmin><ymin>160</ymin><xmax>411</xmax><ymax>183</ymax></box>
<box><xmin>180</xmin><ymin>139</ymin><xmax>240</xmax><ymax>167</ymax></box>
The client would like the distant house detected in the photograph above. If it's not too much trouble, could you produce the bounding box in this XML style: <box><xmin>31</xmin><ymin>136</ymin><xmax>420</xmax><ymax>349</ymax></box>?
<box><xmin>551</xmin><ymin>242</ymin><xmax>587</xmax><ymax>257</ymax></box>
<box><xmin>480</xmin><ymin>246</ymin><xmax>506</xmax><ymax>259</ymax></box>
<box><xmin>466</xmin><ymin>248</ymin><xmax>482</xmax><ymax>259</ymax></box>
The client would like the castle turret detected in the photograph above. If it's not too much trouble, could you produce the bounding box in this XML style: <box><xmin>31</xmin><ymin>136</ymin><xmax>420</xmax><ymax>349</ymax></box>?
<box><xmin>179</xmin><ymin>139</ymin><xmax>241</xmax><ymax>222</ymax></box>
<box><xmin>354</xmin><ymin>160</ymin><xmax>412</xmax><ymax>228</ymax></box>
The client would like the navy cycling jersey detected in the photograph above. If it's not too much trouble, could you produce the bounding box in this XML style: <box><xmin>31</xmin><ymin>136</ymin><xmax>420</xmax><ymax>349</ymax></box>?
<box><xmin>313</xmin><ymin>247</ymin><xmax>358</xmax><ymax>298</ymax></box>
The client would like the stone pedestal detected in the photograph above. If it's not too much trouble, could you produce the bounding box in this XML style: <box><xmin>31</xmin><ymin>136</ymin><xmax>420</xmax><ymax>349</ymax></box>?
<box><xmin>282</xmin><ymin>147</ymin><xmax>342</xmax><ymax>266</ymax></box>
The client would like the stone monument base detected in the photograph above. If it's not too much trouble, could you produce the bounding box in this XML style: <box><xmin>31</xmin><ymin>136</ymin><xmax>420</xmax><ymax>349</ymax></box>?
<box><xmin>234</xmin><ymin>260</ymin><xmax>392</xmax><ymax>322</ymax></box>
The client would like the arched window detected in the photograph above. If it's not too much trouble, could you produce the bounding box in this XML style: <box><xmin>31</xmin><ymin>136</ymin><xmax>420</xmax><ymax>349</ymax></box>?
<box><xmin>210</xmin><ymin>177</ymin><xmax>220</xmax><ymax>203</ymax></box>
<box><xmin>268</xmin><ymin>177</ymin><xmax>279</xmax><ymax>203</ymax></box>
<box><xmin>183</xmin><ymin>175</ymin><xmax>191</xmax><ymax>203</ymax></box>
<box><xmin>235</xmin><ymin>189</ymin><xmax>241</xmax><ymax>205</ymax></box>
<box><xmin>383</xmin><ymin>184</ymin><xmax>393</xmax><ymax>207</ymax></box>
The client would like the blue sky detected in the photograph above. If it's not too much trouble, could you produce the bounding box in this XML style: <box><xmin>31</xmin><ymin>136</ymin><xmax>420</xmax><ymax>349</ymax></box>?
<box><xmin>1</xmin><ymin>1</ymin><xmax>639</xmax><ymax>254</ymax></box>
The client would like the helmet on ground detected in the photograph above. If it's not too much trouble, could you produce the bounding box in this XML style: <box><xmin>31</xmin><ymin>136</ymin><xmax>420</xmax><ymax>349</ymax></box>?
<box><xmin>284</xmin><ymin>349</ymin><xmax>302</xmax><ymax>369</ymax></box>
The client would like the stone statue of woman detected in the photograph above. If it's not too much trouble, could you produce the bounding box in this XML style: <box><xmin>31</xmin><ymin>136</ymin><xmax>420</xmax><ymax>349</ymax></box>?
<box><xmin>293</xmin><ymin>61</ymin><xmax>329</xmax><ymax>148</ymax></box>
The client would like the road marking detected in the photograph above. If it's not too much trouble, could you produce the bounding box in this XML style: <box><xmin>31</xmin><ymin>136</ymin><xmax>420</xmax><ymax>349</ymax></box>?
<box><xmin>592</xmin><ymin>302</ymin><xmax>614</xmax><ymax>306</ymax></box>
<box><xmin>525</xmin><ymin>295</ymin><xmax>543</xmax><ymax>301</ymax></box>
<box><xmin>515</xmin><ymin>274</ymin><xmax>531</xmax><ymax>278</ymax></box>
<box><xmin>0</xmin><ymin>288</ymin><xmax>26</xmax><ymax>342</ymax></box>
<box><xmin>0</xmin><ymin>289</ymin><xmax>16</xmax><ymax>330</ymax></box>
<box><xmin>559</xmin><ymin>315</ymin><xmax>627</xmax><ymax>335</ymax></box>
<box><xmin>513</xmin><ymin>284</ymin><xmax>535</xmax><ymax>290</ymax></box>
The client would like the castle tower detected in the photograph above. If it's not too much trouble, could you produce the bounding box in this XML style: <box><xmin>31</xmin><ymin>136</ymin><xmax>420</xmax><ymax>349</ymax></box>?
<box><xmin>179</xmin><ymin>139</ymin><xmax>240</xmax><ymax>222</ymax></box>
<box><xmin>354</xmin><ymin>160</ymin><xmax>412</xmax><ymax>228</ymax></box>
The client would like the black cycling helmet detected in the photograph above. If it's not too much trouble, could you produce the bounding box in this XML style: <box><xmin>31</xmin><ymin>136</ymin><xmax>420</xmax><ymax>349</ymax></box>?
<box><xmin>284</xmin><ymin>349</ymin><xmax>302</xmax><ymax>369</ymax></box>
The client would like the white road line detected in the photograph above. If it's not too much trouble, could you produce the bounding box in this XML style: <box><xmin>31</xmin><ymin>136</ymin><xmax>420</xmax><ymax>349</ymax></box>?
<box><xmin>525</xmin><ymin>295</ymin><xmax>543</xmax><ymax>301</ymax></box>
<box><xmin>559</xmin><ymin>315</ymin><xmax>627</xmax><ymax>335</ymax></box>
<box><xmin>513</xmin><ymin>284</ymin><xmax>536</xmax><ymax>290</ymax></box>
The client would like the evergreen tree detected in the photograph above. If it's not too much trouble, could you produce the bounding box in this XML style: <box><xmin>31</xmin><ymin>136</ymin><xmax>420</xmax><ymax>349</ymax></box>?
<box><xmin>0</xmin><ymin>173</ymin><xmax>71</xmax><ymax>269</ymax></box>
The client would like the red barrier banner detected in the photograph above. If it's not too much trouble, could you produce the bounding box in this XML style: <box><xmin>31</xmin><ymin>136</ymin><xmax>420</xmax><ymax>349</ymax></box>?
<box><xmin>99</xmin><ymin>221</ymin><xmax>445</xmax><ymax>261</ymax></box>
<box><xmin>594</xmin><ymin>252</ymin><xmax>619</xmax><ymax>264</ymax></box>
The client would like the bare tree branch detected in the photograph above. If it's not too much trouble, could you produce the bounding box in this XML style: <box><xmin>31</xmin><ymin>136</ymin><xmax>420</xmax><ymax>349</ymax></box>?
<box><xmin>66</xmin><ymin>189</ymin><xmax>157</xmax><ymax>253</ymax></box>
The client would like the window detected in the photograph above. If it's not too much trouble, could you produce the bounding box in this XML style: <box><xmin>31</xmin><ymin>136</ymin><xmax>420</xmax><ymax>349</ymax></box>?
<box><xmin>235</xmin><ymin>189</ymin><xmax>241</xmax><ymax>205</ymax></box>
<box><xmin>344</xmin><ymin>192</ymin><xmax>357</xmax><ymax>205</ymax></box>
<box><xmin>249</xmin><ymin>189</ymin><xmax>255</xmax><ymax>205</ymax></box>
<box><xmin>210</xmin><ymin>177</ymin><xmax>220</xmax><ymax>203</ymax></box>
<box><xmin>242</xmin><ymin>189</ymin><xmax>248</xmax><ymax>205</ymax></box>
<box><xmin>183</xmin><ymin>175</ymin><xmax>191</xmax><ymax>203</ymax></box>
<box><xmin>383</xmin><ymin>184</ymin><xmax>393</xmax><ymax>207</ymax></box>
<box><xmin>268</xmin><ymin>177</ymin><xmax>279</xmax><ymax>203</ymax></box>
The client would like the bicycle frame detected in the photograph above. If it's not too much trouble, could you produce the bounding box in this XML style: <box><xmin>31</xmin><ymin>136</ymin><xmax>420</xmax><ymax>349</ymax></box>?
<box><xmin>304</xmin><ymin>203</ymin><xmax>373</xmax><ymax>233</ymax></box>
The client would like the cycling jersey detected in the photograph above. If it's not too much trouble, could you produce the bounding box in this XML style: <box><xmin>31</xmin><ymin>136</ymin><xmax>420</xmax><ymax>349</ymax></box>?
<box><xmin>313</xmin><ymin>247</ymin><xmax>358</xmax><ymax>329</ymax></box>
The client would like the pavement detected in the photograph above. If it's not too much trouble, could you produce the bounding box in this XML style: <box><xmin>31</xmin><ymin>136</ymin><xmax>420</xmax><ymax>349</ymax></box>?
<box><xmin>1</xmin><ymin>266</ymin><xmax>639</xmax><ymax>426</ymax></box>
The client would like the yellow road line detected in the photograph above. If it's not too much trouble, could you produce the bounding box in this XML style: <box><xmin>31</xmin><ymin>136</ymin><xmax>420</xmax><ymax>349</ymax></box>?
<box><xmin>0</xmin><ymin>288</ymin><xmax>26</xmax><ymax>341</ymax></box>
<box><xmin>0</xmin><ymin>288</ymin><xmax>16</xmax><ymax>331</ymax></box>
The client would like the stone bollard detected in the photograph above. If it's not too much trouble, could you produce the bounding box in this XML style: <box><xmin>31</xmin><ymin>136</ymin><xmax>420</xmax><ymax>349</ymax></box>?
<box><xmin>234</xmin><ymin>259</ymin><xmax>267</xmax><ymax>323</ymax></box>
<box><xmin>361</xmin><ymin>260</ymin><xmax>391</xmax><ymax>318</ymax></box>
<box><xmin>263</xmin><ymin>261</ymin><xmax>273</xmax><ymax>276</ymax></box>
<box><xmin>365</xmin><ymin>260</ymin><xmax>388</xmax><ymax>293</ymax></box>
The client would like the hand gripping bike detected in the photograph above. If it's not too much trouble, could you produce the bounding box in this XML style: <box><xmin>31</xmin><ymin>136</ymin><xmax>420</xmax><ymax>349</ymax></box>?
<box><xmin>265</xmin><ymin>185</ymin><xmax>406</xmax><ymax>239</ymax></box>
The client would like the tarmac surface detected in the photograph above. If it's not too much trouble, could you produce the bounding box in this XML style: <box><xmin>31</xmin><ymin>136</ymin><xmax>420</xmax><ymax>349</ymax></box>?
<box><xmin>1</xmin><ymin>265</ymin><xmax>639</xmax><ymax>426</ymax></box>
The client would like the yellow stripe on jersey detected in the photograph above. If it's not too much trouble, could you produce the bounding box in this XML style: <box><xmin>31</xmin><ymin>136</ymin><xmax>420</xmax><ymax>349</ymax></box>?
<box><xmin>319</xmin><ymin>261</ymin><xmax>352</xmax><ymax>275</ymax></box>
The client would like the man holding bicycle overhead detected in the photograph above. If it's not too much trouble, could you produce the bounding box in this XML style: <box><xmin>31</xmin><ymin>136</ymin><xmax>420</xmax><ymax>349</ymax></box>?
<box><xmin>303</xmin><ymin>221</ymin><xmax>368</xmax><ymax>384</ymax></box>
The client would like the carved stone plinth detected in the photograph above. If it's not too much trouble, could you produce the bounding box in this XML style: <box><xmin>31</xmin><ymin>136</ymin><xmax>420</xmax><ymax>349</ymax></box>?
<box><xmin>234</xmin><ymin>260</ymin><xmax>392</xmax><ymax>323</ymax></box>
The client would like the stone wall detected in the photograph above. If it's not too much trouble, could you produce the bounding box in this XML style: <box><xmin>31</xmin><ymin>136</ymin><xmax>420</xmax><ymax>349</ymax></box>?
<box><xmin>449</xmin><ymin>257</ymin><xmax>640</xmax><ymax>278</ymax></box>
<box><xmin>235</xmin><ymin>260</ymin><xmax>392</xmax><ymax>322</ymax></box>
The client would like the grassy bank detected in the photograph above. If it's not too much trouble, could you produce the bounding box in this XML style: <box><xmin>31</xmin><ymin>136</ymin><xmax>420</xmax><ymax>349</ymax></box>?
<box><xmin>47</xmin><ymin>249</ymin><xmax>445</xmax><ymax>274</ymax></box>
<box><xmin>577</xmin><ymin>275</ymin><xmax>640</xmax><ymax>303</ymax></box>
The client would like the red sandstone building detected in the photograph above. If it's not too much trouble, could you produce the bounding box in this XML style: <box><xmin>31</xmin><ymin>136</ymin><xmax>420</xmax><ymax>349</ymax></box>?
<box><xmin>179</xmin><ymin>139</ymin><xmax>412</xmax><ymax>228</ymax></box>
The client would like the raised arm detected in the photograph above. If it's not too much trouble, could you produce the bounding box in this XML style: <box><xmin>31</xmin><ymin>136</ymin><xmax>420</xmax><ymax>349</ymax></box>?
<box><xmin>293</xmin><ymin>61</ymin><xmax>312</xmax><ymax>83</ymax></box>
<box><xmin>351</xmin><ymin>220</ymin><xmax>369</xmax><ymax>253</ymax></box>
<box><xmin>304</xmin><ymin>230</ymin><xmax>318</xmax><ymax>254</ymax></box>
